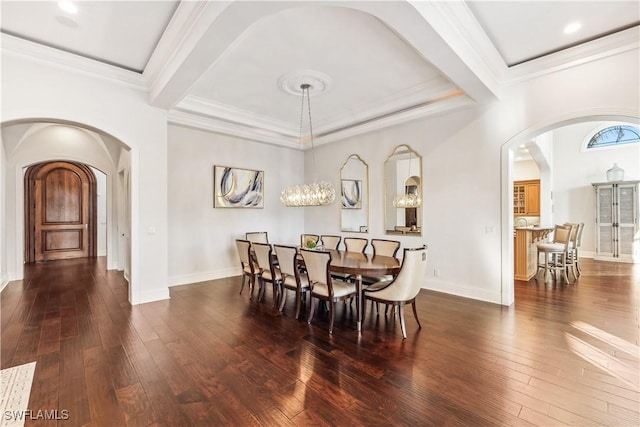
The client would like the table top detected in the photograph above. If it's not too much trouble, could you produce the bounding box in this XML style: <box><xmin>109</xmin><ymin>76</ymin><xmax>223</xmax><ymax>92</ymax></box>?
<box><xmin>318</xmin><ymin>249</ymin><xmax>400</xmax><ymax>276</ymax></box>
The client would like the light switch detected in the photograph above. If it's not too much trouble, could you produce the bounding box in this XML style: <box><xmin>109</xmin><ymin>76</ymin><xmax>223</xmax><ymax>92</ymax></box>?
<box><xmin>147</xmin><ymin>226</ymin><xmax>156</xmax><ymax>235</ymax></box>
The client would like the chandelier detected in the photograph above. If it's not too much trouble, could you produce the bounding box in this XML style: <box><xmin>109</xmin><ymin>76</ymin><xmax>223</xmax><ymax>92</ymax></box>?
<box><xmin>392</xmin><ymin>149</ymin><xmax>421</xmax><ymax>208</ymax></box>
<box><xmin>393</xmin><ymin>192</ymin><xmax>421</xmax><ymax>208</ymax></box>
<box><xmin>280</xmin><ymin>83</ymin><xmax>335</xmax><ymax>207</ymax></box>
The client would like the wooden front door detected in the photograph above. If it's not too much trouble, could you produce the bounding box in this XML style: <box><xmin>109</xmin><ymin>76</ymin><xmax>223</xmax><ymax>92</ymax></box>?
<box><xmin>25</xmin><ymin>161</ymin><xmax>97</xmax><ymax>262</ymax></box>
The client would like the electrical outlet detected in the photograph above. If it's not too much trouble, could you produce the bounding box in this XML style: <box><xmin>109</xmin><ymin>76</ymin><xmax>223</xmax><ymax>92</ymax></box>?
<box><xmin>434</xmin><ymin>268</ymin><xmax>439</xmax><ymax>277</ymax></box>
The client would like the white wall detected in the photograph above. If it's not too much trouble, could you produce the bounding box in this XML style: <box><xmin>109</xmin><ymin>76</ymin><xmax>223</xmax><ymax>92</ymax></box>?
<box><xmin>513</xmin><ymin>160</ymin><xmax>540</xmax><ymax>180</ymax></box>
<box><xmin>90</xmin><ymin>167</ymin><xmax>108</xmax><ymax>256</ymax></box>
<box><xmin>0</xmin><ymin>134</ymin><xmax>7</xmax><ymax>291</ymax></box>
<box><xmin>167</xmin><ymin>124</ymin><xmax>305</xmax><ymax>286</ymax></box>
<box><xmin>1</xmin><ymin>52</ymin><xmax>169</xmax><ymax>305</ymax></box>
<box><xmin>552</xmin><ymin>121</ymin><xmax>640</xmax><ymax>257</ymax></box>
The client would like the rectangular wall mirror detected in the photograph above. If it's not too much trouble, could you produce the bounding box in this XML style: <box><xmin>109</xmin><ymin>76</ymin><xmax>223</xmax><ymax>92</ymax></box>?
<box><xmin>340</xmin><ymin>154</ymin><xmax>368</xmax><ymax>232</ymax></box>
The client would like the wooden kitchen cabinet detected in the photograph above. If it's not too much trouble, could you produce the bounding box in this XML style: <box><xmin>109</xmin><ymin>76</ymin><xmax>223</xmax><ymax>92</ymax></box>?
<box><xmin>514</xmin><ymin>179</ymin><xmax>540</xmax><ymax>216</ymax></box>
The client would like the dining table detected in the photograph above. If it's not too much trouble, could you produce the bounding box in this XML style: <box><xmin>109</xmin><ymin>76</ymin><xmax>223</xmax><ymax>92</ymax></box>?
<box><xmin>323</xmin><ymin>249</ymin><xmax>401</xmax><ymax>332</ymax></box>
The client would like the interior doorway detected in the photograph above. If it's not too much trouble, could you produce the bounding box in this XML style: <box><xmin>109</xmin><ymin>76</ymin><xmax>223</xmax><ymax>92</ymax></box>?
<box><xmin>24</xmin><ymin>161</ymin><xmax>97</xmax><ymax>262</ymax></box>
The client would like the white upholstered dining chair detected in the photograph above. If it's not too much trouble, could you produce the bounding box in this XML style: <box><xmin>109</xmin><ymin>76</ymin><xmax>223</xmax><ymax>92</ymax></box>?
<box><xmin>344</xmin><ymin>237</ymin><xmax>368</xmax><ymax>253</ymax></box>
<box><xmin>246</xmin><ymin>231</ymin><xmax>269</xmax><ymax>243</ymax></box>
<box><xmin>320</xmin><ymin>235</ymin><xmax>342</xmax><ymax>250</ymax></box>
<box><xmin>301</xmin><ymin>248</ymin><xmax>357</xmax><ymax>334</ymax></box>
<box><xmin>252</xmin><ymin>242</ymin><xmax>281</xmax><ymax>306</ymax></box>
<box><xmin>363</xmin><ymin>245</ymin><xmax>428</xmax><ymax>339</ymax></box>
<box><xmin>235</xmin><ymin>239</ymin><xmax>258</xmax><ymax>297</ymax></box>
<box><xmin>274</xmin><ymin>244</ymin><xmax>310</xmax><ymax>319</ymax></box>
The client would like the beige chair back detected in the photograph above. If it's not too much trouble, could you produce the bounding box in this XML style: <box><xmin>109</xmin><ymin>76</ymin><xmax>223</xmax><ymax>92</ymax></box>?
<box><xmin>552</xmin><ymin>224</ymin><xmax>572</xmax><ymax>250</ymax></box>
<box><xmin>300</xmin><ymin>249</ymin><xmax>331</xmax><ymax>287</ymax></box>
<box><xmin>235</xmin><ymin>239</ymin><xmax>252</xmax><ymax>267</ymax></box>
<box><xmin>321</xmin><ymin>235</ymin><xmax>341</xmax><ymax>250</ymax></box>
<box><xmin>371</xmin><ymin>239</ymin><xmax>400</xmax><ymax>258</ymax></box>
<box><xmin>252</xmin><ymin>242</ymin><xmax>274</xmax><ymax>273</ymax></box>
<box><xmin>565</xmin><ymin>222</ymin><xmax>584</xmax><ymax>247</ymax></box>
<box><xmin>246</xmin><ymin>231</ymin><xmax>269</xmax><ymax>243</ymax></box>
<box><xmin>301</xmin><ymin>234</ymin><xmax>320</xmax><ymax>248</ymax></box>
<box><xmin>274</xmin><ymin>245</ymin><xmax>298</xmax><ymax>277</ymax></box>
<box><xmin>370</xmin><ymin>246</ymin><xmax>428</xmax><ymax>302</ymax></box>
<box><xmin>344</xmin><ymin>237</ymin><xmax>368</xmax><ymax>253</ymax></box>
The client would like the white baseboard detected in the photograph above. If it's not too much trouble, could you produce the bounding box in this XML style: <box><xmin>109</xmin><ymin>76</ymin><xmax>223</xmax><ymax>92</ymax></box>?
<box><xmin>1</xmin><ymin>275</ymin><xmax>9</xmax><ymax>292</ymax></box>
<box><xmin>422</xmin><ymin>278</ymin><xmax>502</xmax><ymax>305</ymax></box>
<box><xmin>131</xmin><ymin>288</ymin><xmax>170</xmax><ymax>305</ymax></box>
<box><xmin>169</xmin><ymin>267</ymin><xmax>241</xmax><ymax>287</ymax></box>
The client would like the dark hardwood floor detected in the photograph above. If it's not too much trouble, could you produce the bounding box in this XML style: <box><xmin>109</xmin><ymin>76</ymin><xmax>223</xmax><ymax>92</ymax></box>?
<box><xmin>1</xmin><ymin>257</ymin><xmax>638</xmax><ymax>426</ymax></box>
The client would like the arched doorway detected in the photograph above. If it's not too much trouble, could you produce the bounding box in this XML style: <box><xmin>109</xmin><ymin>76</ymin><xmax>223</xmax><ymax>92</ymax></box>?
<box><xmin>500</xmin><ymin>111</ymin><xmax>639</xmax><ymax>305</ymax></box>
<box><xmin>24</xmin><ymin>161</ymin><xmax>97</xmax><ymax>262</ymax></box>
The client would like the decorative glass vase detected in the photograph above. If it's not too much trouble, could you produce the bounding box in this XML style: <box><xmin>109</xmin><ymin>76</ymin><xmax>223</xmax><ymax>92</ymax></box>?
<box><xmin>606</xmin><ymin>163</ymin><xmax>624</xmax><ymax>182</ymax></box>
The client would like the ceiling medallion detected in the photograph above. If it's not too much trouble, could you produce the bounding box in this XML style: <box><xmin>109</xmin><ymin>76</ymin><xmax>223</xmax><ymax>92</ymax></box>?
<box><xmin>277</xmin><ymin>69</ymin><xmax>332</xmax><ymax>97</ymax></box>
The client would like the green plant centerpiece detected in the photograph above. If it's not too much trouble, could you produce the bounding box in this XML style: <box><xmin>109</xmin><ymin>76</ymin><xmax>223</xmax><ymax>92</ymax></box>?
<box><xmin>306</xmin><ymin>238</ymin><xmax>317</xmax><ymax>249</ymax></box>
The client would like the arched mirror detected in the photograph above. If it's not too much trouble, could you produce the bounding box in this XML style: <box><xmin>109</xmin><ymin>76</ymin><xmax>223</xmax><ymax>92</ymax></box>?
<box><xmin>384</xmin><ymin>145</ymin><xmax>422</xmax><ymax>236</ymax></box>
<box><xmin>340</xmin><ymin>154</ymin><xmax>368</xmax><ymax>233</ymax></box>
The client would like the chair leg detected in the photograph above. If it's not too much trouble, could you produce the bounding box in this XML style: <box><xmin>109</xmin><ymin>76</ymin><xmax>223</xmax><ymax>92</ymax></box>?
<box><xmin>411</xmin><ymin>300</ymin><xmax>421</xmax><ymax>329</ymax></box>
<box><xmin>240</xmin><ymin>274</ymin><xmax>246</xmax><ymax>294</ymax></box>
<box><xmin>279</xmin><ymin>287</ymin><xmax>287</xmax><ymax>312</ymax></box>
<box><xmin>294</xmin><ymin>289</ymin><xmax>302</xmax><ymax>319</ymax></box>
<box><xmin>543</xmin><ymin>253</ymin><xmax>549</xmax><ymax>282</ymax></box>
<box><xmin>307</xmin><ymin>296</ymin><xmax>316</xmax><ymax>324</ymax></box>
<box><xmin>272</xmin><ymin>282</ymin><xmax>278</xmax><ymax>307</ymax></box>
<box><xmin>398</xmin><ymin>303</ymin><xmax>407</xmax><ymax>339</ymax></box>
<box><xmin>328</xmin><ymin>300</ymin><xmax>335</xmax><ymax>334</ymax></box>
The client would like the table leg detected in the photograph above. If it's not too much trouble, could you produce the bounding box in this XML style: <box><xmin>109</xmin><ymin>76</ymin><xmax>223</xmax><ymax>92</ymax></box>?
<box><xmin>355</xmin><ymin>274</ymin><xmax>362</xmax><ymax>332</ymax></box>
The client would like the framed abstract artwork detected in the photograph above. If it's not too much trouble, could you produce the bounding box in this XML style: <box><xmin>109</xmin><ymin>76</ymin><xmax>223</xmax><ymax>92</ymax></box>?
<box><xmin>341</xmin><ymin>179</ymin><xmax>362</xmax><ymax>209</ymax></box>
<box><xmin>214</xmin><ymin>165</ymin><xmax>264</xmax><ymax>208</ymax></box>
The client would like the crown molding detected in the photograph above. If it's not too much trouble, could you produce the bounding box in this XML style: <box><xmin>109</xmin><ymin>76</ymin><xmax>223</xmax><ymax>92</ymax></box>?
<box><xmin>168</xmin><ymin>109</ymin><xmax>302</xmax><ymax>150</ymax></box>
<box><xmin>318</xmin><ymin>78</ymin><xmax>460</xmax><ymax>132</ymax></box>
<box><xmin>1</xmin><ymin>33</ymin><xmax>147</xmax><ymax>91</ymax></box>
<box><xmin>504</xmin><ymin>26</ymin><xmax>640</xmax><ymax>86</ymax></box>
<box><xmin>177</xmin><ymin>95</ymin><xmax>298</xmax><ymax>137</ymax></box>
<box><xmin>170</xmin><ymin>91</ymin><xmax>474</xmax><ymax>150</ymax></box>
<box><xmin>315</xmin><ymin>92</ymin><xmax>475</xmax><ymax>146</ymax></box>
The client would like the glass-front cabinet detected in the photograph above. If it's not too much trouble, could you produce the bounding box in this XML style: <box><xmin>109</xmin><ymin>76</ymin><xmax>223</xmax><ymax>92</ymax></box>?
<box><xmin>384</xmin><ymin>145</ymin><xmax>422</xmax><ymax>236</ymax></box>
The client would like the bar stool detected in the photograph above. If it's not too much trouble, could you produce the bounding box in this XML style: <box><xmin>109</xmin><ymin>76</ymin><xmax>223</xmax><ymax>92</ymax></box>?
<box><xmin>536</xmin><ymin>224</ymin><xmax>574</xmax><ymax>283</ymax></box>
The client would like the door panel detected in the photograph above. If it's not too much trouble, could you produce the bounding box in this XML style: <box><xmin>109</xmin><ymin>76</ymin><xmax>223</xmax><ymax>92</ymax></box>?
<box><xmin>25</xmin><ymin>161</ymin><xmax>97</xmax><ymax>262</ymax></box>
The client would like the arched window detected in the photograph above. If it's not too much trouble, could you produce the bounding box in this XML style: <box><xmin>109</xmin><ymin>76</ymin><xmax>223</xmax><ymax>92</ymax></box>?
<box><xmin>587</xmin><ymin>125</ymin><xmax>640</xmax><ymax>149</ymax></box>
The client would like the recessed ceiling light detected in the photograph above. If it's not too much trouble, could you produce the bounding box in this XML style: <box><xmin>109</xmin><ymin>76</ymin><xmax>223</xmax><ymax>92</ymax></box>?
<box><xmin>58</xmin><ymin>1</ymin><xmax>78</xmax><ymax>14</ymax></box>
<box><xmin>564</xmin><ymin>22</ymin><xmax>582</xmax><ymax>34</ymax></box>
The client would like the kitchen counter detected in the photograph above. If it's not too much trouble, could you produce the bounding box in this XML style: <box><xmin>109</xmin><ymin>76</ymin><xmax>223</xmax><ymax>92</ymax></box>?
<box><xmin>514</xmin><ymin>226</ymin><xmax>553</xmax><ymax>281</ymax></box>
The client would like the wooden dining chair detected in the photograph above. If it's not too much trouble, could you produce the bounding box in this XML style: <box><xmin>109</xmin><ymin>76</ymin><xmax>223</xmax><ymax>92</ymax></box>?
<box><xmin>274</xmin><ymin>245</ymin><xmax>309</xmax><ymax>319</ymax></box>
<box><xmin>320</xmin><ymin>235</ymin><xmax>341</xmax><ymax>250</ymax></box>
<box><xmin>344</xmin><ymin>237</ymin><xmax>368</xmax><ymax>253</ymax></box>
<box><xmin>301</xmin><ymin>248</ymin><xmax>357</xmax><ymax>334</ymax></box>
<box><xmin>371</xmin><ymin>239</ymin><xmax>400</xmax><ymax>258</ymax></box>
<box><xmin>252</xmin><ymin>242</ymin><xmax>281</xmax><ymax>306</ymax></box>
<box><xmin>363</xmin><ymin>245</ymin><xmax>428</xmax><ymax>339</ymax></box>
<box><xmin>235</xmin><ymin>239</ymin><xmax>258</xmax><ymax>297</ymax></box>
<box><xmin>246</xmin><ymin>231</ymin><xmax>269</xmax><ymax>243</ymax></box>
